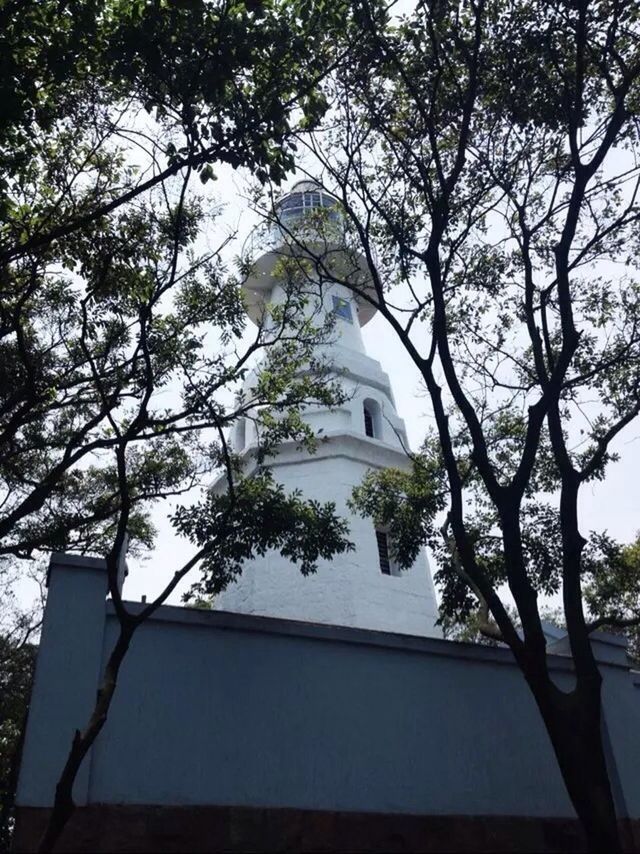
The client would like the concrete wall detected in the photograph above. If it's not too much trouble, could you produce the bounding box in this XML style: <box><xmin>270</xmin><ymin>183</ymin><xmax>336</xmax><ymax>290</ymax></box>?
<box><xmin>16</xmin><ymin>554</ymin><xmax>640</xmax><ymax>831</ymax></box>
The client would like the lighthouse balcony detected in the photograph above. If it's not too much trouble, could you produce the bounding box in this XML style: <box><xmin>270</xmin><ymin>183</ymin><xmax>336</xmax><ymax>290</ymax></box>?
<box><xmin>244</xmin><ymin>181</ymin><xmax>378</xmax><ymax>269</ymax></box>
<box><xmin>241</xmin><ymin>181</ymin><xmax>379</xmax><ymax>326</ymax></box>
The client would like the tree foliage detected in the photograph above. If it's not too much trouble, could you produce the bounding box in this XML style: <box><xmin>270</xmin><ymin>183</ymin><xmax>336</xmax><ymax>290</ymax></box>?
<box><xmin>0</xmin><ymin>561</ymin><xmax>43</xmax><ymax>851</ymax></box>
<box><xmin>0</xmin><ymin>0</ymin><xmax>355</xmax><ymax>568</ymax></box>
<box><xmin>1</xmin><ymin>0</ymin><xmax>349</xmax><ymax>251</ymax></box>
<box><xmin>286</xmin><ymin>0</ymin><xmax>640</xmax><ymax>847</ymax></box>
<box><xmin>175</xmin><ymin>469</ymin><xmax>353</xmax><ymax>599</ymax></box>
<box><xmin>0</xmin><ymin>636</ymin><xmax>37</xmax><ymax>852</ymax></box>
<box><xmin>0</xmin><ymin>2</ymin><xmax>360</xmax><ymax>849</ymax></box>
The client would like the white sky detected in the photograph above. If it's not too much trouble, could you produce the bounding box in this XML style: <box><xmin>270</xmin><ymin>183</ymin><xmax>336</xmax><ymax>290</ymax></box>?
<box><xmin>117</xmin><ymin>163</ymin><xmax>640</xmax><ymax>608</ymax></box>
<box><xmin>7</xmin><ymin>0</ymin><xmax>638</xmax><ymax>640</ymax></box>
<box><xmin>10</xmin><ymin>153</ymin><xmax>639</xmax><ymax>623</ymax></box>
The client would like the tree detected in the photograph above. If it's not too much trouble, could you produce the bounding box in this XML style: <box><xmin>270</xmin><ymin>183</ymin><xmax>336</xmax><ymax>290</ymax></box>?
<box><xmin>3</xmin><ymin>171</ymin><xmax>354</xmax><ymax>851</ymax></box>
<box><xmin>0</xmin><ymin>564</ymin><xmax>43</xmax><ymax>851</ymax></box>
<box><xmin>0</xmin><ymin>2</ymin><xmax>362</xmax><ymax>849</ymax></box>
<box><xmin>0</xmin><ymin>0</ymin><xmax>356</xmax><ymax>561</ymax></box>
<box><xmin>1</xmin><ymin>0</ymin><xmax>349</xmax><ymax>266</ymax></box>
<box><xmin>0</xmin><ymin>636</ymin><xmax>37</xmax><ymax>853</ymax></box>
<box><xmin>584</xmin><ymin>534</ymin><xmax>640</xmax><ymax>663</ymax></box>
<box><xmin>275</xmin><ymin>0</ymin><xmax>640</xmax><ymax>849</ymax></box>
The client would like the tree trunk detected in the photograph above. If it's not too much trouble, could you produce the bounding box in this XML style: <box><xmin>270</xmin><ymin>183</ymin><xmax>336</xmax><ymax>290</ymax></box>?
<box><xmin>38</xmin><ymin>625</ymin><xmax>134</xmax><ymax>852</ymax></box>
<box><xmin>533</xmin><ymin>679</ymin><xmax>622</xmax><ymax>853</ymax></box>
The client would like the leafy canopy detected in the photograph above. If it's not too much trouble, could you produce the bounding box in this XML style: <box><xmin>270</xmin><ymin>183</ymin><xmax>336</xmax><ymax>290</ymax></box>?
<box><xmin>0</xmin><ymin>0</ymin><xmax>357</xmax><ymax>574</ymax></box>
<box><xmin>305</xmin><ymin>0</ymin><xmax>640</xmax><ymax>647</ymax></box>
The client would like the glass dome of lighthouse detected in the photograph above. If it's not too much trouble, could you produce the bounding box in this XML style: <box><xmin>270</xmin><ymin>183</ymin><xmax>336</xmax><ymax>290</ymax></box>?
<box><xmin>242</xmin><ymin>179</ymin><xmax>378</xmax><ymax>327</ymax></box>
<box><xmin>275</xmin><ymin>180</ymin><xmax>342</xmax><ymax>227</ymax></box>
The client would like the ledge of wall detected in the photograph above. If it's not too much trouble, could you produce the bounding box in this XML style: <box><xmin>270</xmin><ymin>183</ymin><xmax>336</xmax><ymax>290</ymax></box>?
<box><xmin>112</xmin><ymin>599</ymin><xmax>629</xmax><ymax>674</ymax></box>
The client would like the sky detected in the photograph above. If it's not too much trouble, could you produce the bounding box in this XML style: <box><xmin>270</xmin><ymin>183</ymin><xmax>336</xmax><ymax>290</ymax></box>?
<box><xmin>115</xmin><ymin>163</ymin><xmax>640</xmax><ymax>610</ymax></box>
<box><xmin>10</xmin><ymin>151</ymin><xmax>640</xmax><ymax>625</ymax></box>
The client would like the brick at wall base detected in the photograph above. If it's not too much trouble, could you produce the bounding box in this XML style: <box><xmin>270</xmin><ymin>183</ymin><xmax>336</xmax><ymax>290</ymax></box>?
<box><xmin>12</xmin><ymin>805</ymin><xmax>640</xmax><ymax>853</ymax></box>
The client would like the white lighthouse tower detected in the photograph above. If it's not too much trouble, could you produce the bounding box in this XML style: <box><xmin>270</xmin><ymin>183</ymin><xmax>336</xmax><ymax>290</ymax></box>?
<box><xmin>217</xmin><ymin>181</ymin><xmax>440</xmax><ymax>637</ymax></box>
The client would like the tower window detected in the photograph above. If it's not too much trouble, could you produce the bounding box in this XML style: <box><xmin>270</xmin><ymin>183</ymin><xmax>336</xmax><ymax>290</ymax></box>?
<box><xmin>376</xmin><ymin>530</ymin><xmax>392</xmax><ymax>575</ymax></box>
<box><xmin>364</xmin><ymin>406</ymin><xmax>374</xmax><ymax>437</ymax></box>
<box><xmin>332</xmin><ymin>295</ymin><xmax>353</xmax><ymax>323</ymax></box>
<box><xmin>363</xmin><ymin>398</ymin><xmax>381</xmax><ymax>439</ymax></box>
<box><xmin>376</xmin><ymin>530</ymin><xmax>401</xmax><ymax>576</ymax></box>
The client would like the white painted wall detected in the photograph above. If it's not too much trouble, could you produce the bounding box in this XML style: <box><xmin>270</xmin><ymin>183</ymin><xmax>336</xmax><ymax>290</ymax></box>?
<box><xmin>218</xmin><ymin>243</ymin><xmax>441</xmax><ymax>637</ymax></box>
<box><xmin>219</xmin><ymin>435</ymin><xmax>440</xmax><ymax>636</ymax></box>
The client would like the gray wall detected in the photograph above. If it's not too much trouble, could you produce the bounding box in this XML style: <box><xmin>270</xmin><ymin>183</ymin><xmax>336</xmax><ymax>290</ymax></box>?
<box><xmin>16</xmin><ymin>554</ymin><xmax>640</xmax><ymax>820</ymax></box>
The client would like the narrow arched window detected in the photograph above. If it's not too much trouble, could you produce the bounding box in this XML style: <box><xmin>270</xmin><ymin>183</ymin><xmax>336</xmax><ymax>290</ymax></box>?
<box><xmin>363</xmin><ymin>398</ymin><xmax>381</xmax><ymax>439</ymax></box>
<box><xmin>364</xmin><ymin>405</ymin><xmax>374</xmax><ymax>437</ymax></box>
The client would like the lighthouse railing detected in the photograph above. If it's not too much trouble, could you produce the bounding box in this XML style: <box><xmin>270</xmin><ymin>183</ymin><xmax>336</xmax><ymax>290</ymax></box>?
<box><xmin>242</xmin><ymin>208</ymin><xmax>379</xmax><ymax>276</ymax></box>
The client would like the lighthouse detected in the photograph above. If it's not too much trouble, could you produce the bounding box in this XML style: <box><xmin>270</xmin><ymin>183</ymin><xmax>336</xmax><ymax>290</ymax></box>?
<box><xmin>217</xmin><ymin>181</ymin><xmax>440</xmax><ymax>637</ymax></box>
